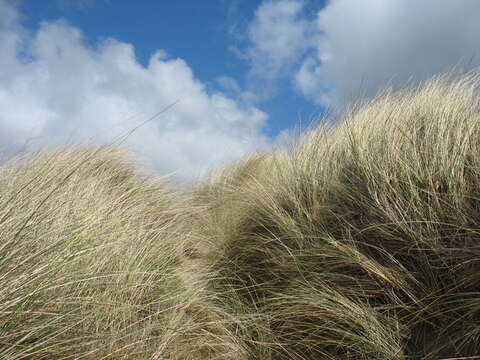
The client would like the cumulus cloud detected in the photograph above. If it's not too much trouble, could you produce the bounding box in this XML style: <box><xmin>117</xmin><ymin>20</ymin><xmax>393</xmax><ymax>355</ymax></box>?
<box><xmin>296</xmin><ymin>0</ymin><xmax>480</xmax><ymax>107</ymax></box>
<box><xmin>0</xmin><ymin>0</ymin><xmax>270</xmax><ymax>182</ymax></box>
<box><xmin>243</xmin><ymin>0</ymin><xmax>480</xmax><ymax>109</ymax></box>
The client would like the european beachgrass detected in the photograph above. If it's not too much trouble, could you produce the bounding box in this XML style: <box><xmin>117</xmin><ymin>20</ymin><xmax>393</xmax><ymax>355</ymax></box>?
<box><xmin>2</xmin><ymin>71</ymin><xmax>480</xmax><ymax>359</ymax></box>
<box><xmin>0</xmin><ymin>145</ymin><xmax>235</xmax><ymax>359</ymax></box>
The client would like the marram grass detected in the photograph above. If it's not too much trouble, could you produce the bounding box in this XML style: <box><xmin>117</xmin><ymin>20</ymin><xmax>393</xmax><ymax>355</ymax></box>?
<box><xmin>2</xmin><ymin>71</ymin><xmax>480</xmax><ymax>359</ymax></box>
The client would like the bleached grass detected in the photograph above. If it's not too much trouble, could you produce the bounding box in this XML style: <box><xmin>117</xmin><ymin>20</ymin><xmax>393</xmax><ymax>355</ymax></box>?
<box><xmin>0</xmin><ymin>145</ymin><xmax>197</xmax><ymax>359</ymax></box>
<box><xmin>189</xmin><ymin>71</ymin><xmax>480</xmax><ymax>359</ymax></box>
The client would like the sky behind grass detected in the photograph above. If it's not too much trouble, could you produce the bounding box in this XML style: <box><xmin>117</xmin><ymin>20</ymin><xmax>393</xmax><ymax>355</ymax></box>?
<box><xmin>1</xmin><ymin>0</ymin><xmax>480</xmax><ymax>182</ymax></box>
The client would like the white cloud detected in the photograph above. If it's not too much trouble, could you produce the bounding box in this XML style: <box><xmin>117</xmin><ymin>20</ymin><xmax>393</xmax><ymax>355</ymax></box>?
<box><xmin>294</xmin><ymin>0</ymin><xmax>480</xmax><ymax>107</ymax></box>
<box><xmin>245</xmin><ymin>0</ymin><xmax>312</xmax><ymax>99</ymax></box>
<box><xmin>0</xmin><ymin>0</ymin><xmax>270</xmax><ymax>183</ymax></box>
<box><xmin>243</xmin><ymin>0</ymin><xmax>480</xmax><ymax>109</ymax></box>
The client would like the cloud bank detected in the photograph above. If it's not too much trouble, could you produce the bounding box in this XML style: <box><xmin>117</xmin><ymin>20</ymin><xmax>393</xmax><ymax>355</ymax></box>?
<box><xmin>0</xmin><ymin>0</ymin><xmax>270</xmax><ymax>182</ymax></box>
<box><xmin>245</xmin><ymin>0</ymin><xmax>480</xmax><ymax>108</ymax></box>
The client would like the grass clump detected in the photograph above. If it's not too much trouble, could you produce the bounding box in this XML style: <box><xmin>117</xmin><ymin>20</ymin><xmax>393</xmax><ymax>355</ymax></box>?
<box><xmin>188</xmin><ymin>71</ymin><xmax>480</xmax><ymax>359</ymax></box>
<box><xmin>0</xmin><ymin>145</ymin><xmax>192</xmax><ymax>359</ymax></box>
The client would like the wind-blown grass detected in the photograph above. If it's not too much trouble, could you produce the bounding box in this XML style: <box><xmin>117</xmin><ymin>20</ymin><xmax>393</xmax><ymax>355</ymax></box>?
<box><xmin>0</xmin><ymin>145</ymin><xmax>193</xmax><ymax>359</ymax></box>
<box><xmin>188</xmin><ymin>71</ymin><xmax>480</xmax><ymax>359</ymax></box>
<box><xmin>2</xmin><ymin>71</ymin><xmax>480</xmax><ymax>359</ymax></box>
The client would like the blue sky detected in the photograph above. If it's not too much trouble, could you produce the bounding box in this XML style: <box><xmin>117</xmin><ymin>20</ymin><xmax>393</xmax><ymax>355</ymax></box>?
<box><xmin>19</xmin><ymin>0</ymin><xmax>323</xmax><ymax>137</ymax></box>
<box><xmin>2</xmin><ymin>0</ymin><xmax>480</xmax><ymax>182</ymax></box>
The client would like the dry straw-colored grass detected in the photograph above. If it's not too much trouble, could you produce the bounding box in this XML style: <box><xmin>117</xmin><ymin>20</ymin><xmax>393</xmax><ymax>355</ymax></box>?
<box><xmin>0</xmin><ymin>145</ymin><xmax>231</xmax><ymax>359</ymax></box>
<box><xmin>189</xmin><ymin>71</ymin><xmax>480</xmax><ymax>359</ymax></box>
<box><xmin>3</xmin><ymin>71</ymin><xmax>480</xmax><ymax>359</ymax></box>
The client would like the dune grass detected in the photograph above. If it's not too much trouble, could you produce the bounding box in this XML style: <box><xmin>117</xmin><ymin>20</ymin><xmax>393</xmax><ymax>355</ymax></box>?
<box><xmin>2</xmin><ymin>71</ymin><xmax>480</xmax><ymax>359</ymax></box>
<box><xmin>0</xmin><ymin>145</ymin><xmax>199</xmax><ymax>359</ymax></box>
